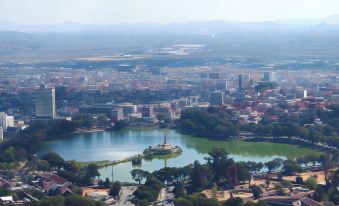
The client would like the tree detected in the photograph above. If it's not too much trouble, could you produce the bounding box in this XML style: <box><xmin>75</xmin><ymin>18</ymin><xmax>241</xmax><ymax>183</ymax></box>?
<box><xmin>113</xmin><ymin>120</ymin><xmax>129</xmax><ymax>130</ymax></box>
<box><xmin>173</xmin><ymin>182</ymin><xmax>186</xmax><ymax>198</ymax></box>
<box><xmin>313</xmin><ymin>185</ymin><xmax>324</xmax><ymax>202</ymax></box>
<box><xmin>36</xmin><ymin>160</ymin><xmax>51</xmax><ymax>172</ymax></box>
<box><xmin>174</xmin><ymin>198</ymin><xmax>194</xmax><ymax>206</ymax></box>
<box><xmin>205</xmin><ymin>147</ymin><xmax>234</xmax><ymax>182</ymax></box>
<box><xmin>282</xmin><ymin>160</ymin><xmax>301</xmax><ymax>175</ymax></box>
<box><xmin>63</xmin><ymin>161</ymin><xmax>80</xmax><ymax>173</ymax></box>
<box><xmin>274</xmin><ymin>183</ymin><xmax>286</xmax><ymax>196</ymax></box>
<box><xmin>281</xmin><ymin>180</ymin><xmax>292</xmax><ymax>189</ymax></box>
<box><xmin>109</xmin><ymin>181</ymin><xmax>121</xmax><ymax>198</ymax></box>
<box><xmin>236</xmin><ymin>162</ymin><xmax>251</xmax><ymax>185</ymax></box>
<box><xmin>104</xmin><ymin>178</ymin><xmax>111</xmax><ymax>187</ymax></box>
<box><xmin>4</xmin><ymin>147</ymin><xmax>15</xmax><ymax>162</ymax></box>
<box><xmin>131</xmin><ymin>169</ymin><xmax>148</xmax><ymax>185</ymax></box>
<box><xmin>42</xmin><ymin>152</ymin><xmax>65</xmax><ymax>170</ymax></box>
<box><xmin>250</xmin><ymin>185</ymin><xmax>263</xmax><ymax>199</ymax></box>
<box><xmin>84</xmin><ymin>164</ymin><xmax>100</xmax><ymax>182</ymax></box>
<box><xmin>40</xmin><ymin>196</ymin><xmax>65</xmax><ymax>206</ymax></box>
<box><xmin>296</xmin><ymin>176</ymin><xmax>304</xmax><ymax>184</ymax></box>
<box><xmin>64</xmin><ymin>195</ymin><xmax>98</xmax><ymax>206</ymax></box>
<box><xmin>190</xmin><ymin>161</ymin><xmax>213</xmax><ymax>190</ymax></box>
<box><xmin>304</xmin><ymin>176</ymin><xmax>317</xmax><ymax>190</ymax></box>
<box><xmin>224</xmin><ymin>197</ymin><xmax>243</xmax><ymax>206</ymax></box>
<box><xmin>264</xmin><ymin>158</ymin><xmax>283</xmax><ymax>173</ymax></box>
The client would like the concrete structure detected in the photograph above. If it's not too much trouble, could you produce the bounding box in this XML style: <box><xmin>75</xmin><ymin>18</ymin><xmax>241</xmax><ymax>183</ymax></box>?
<box><xmin>264</xmin><ymin>71</ymin><xmax>277</xmax><ymax>82</ymax></box>
<box><xmin>0</xmin><ymin>112</ymin><xmax>6</xmax><ymax>129</ymax></box>
<box><xmin>111</xmin><ymin>108</ymin><xmax>124</xmax><ymax>122</ymax></box>
<box><xmin>0</xmin><ymin>112</ymin><xmax>14</xmax><ymax>129</ymax></box>
<box><xmin>239</xmin><ymin>74</ymin><xmax>251</xmax><ymax>91</ymax></box>
<box><xmin>0</xmin><ymin>127</ymin><xmax>3</xmax><ymax>141</ymax></box>
<box><xmin>141</xmin><ymin>105</ymin><xmax>155</xmax><ymax>119</ymax></box>
<box><xmin>6</xmin><ymin>116</ymin><xmax>14</xmax><ymax>128</ymax></box>
<box><xmin>210</xmin><ymin>91</ymin><xmax>224</xmax><ymax>106</ymax></box>
<box><xmin>35</xmin><ymin>85</ymin><xmax>56</xmax><ymax>119</ymax></box>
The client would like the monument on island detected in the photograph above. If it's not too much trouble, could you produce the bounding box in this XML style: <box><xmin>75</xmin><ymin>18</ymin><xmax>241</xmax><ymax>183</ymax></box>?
<box><xmin>143</xmin><ymin>131</ymin><xmax>182</xmax><ymax>155</ymax></box>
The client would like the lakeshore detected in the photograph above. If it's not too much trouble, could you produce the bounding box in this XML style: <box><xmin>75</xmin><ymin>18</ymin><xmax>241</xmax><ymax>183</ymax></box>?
<box><xmin>39</xmin><ymin>128</ymin><xmax>322</xmax><ymax>182</ymax></box>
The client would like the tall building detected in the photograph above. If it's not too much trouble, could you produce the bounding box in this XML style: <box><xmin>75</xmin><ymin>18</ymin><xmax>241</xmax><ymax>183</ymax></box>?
<box><xmin>210</xmin><ymin>91</ymin><xmax>224</xmax><ymax>106</ymax></box>
<box><xmin>263</xmin><ymin>71</ymin><xmax>277</xmax><ymax>82</ymax></box>
<box><xmin>55</xmin><ymin>85</ymin><xmax>68</xmax><ymax>101</ymax></box>
<box><xmin>0</xmin><ymin>127</ymin><xmax>3</xmax><ymax>141</ymax></box>
<box><xmin>35</xmin><ymin>85</ymin><xmax>56</xmax><ymax>119</ymax></box>
<box><xmin>0</xmin><ymin>112</ymin><xmax>14</xmax><ymax>129</ymax></box>
<box><xmin>0</xmin><ymin>112</ymin><xmax>6</xmax><ymax>129</ymax></box>
<box><xmin>238</xmin><ymin>74</ymin><xmax>251</xmax><ymax>91</ymax></box>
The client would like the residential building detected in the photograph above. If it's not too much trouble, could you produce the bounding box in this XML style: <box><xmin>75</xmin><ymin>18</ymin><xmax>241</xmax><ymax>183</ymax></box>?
<box><xmin>35</xmin><ymin>85</ymin><xmax>56</xmax><ymax>119</ymax></box>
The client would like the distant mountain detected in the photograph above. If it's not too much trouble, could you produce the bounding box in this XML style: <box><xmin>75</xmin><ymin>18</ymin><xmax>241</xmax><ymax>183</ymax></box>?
<box><xmin>1</xmin><ymin>15</ymin><xmax>339</xmax><ymax>34</ymax></box>
<box><xmin>278</xmin><ymin>14</ymin><xmax>339</xmax><ymax>25</ymax></box>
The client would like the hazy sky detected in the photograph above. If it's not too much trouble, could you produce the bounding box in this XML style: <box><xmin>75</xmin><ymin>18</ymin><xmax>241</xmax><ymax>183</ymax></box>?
<box><xmin>1</xmin><ymin>0</ymin><xmax>339</xmax><ymax>24</ymax></box>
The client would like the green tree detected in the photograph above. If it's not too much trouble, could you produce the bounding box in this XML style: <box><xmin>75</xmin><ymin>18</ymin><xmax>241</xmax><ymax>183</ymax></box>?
<box><xmin>40</xmin><ymin>196</ymin><xmax>65</xmax><ymax>206</ymax></box>
<box><xmin>36</xmin><ymin>160</ymin><xmax>51</xmax><ymax>172</ymax></box>
<box><xmin>174</xmin><ymin>197</ymin><xmax>194</xmax><ymax>206</ymax></box>
<box><xmin>264</xmin><ymin>158</ymin><xmax>283</xmax><ymax>173</ymax></box>
<box><xmin>173</xmin><ymin>182</ymin><xmax>186</xmax><ymax>198</ymax></box>
<box><xmin>42</xmin><ymin>152</ymin><xmax>65</xmax><ymax>170</ymax></box>
<box><xmin>84</xmin><ymin>164</ymin><xmax>100</xmax><ymax>183</ymax></box>
<box><xmin>282</xmin><ymin>160</ymin><xmax>301</xmax><ymax>175</ymax></box>
<box><xmin>205</xmin><ymin>147</ymin><xmax>234</xmax><ymax>182</ymax></box>
<box><xmin>131</xmin><ymin>169</ymin><xmax>148</xmax><ymax>185</ymax></box>
<box><xmin>64</xmin><ymin>195</ymin><xmax>98</xmax><ymax>206</ymax></box>
<box><xmin>190</xmin><ymin>161</ymin><xmax>213</xmax><ymax>190</ymax></box>
<box><xmin>109</xmin><ymin>181</ymin><xmax>121</xmax><ymax>198</ymax></box>
<box><xmin>224</xmin><ymin>197</ymin><xmax>243</xmax><ymax>206</ymax></box>
<box><xmin>250</xmin><ymin>185</ymin><xmax>263</xmax><ymax>199</ymax></box>
<box><xmin>274</xmin><ymin>183</ymin><xmax>286</xmax><ymax>196</ymax></box>
<box><xmin>304</xmin><ymin>176</ymin><xmax>317</xmax><ymax>190</ymax></box>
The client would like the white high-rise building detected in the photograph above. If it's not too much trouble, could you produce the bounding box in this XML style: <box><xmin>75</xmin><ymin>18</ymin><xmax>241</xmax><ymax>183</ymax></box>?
<box><xmin>35</xmin><ymin>85</ymin><xmax>56</xmax><ymax>119</ymax></box>
<box><xmin>0</xmin><ymin>127</ymin><xmax>3</xmax><ymax>141</ymax></box>
<box><xmin>0</xmin><ymin>112</ymin><xmax>12</xmax><ymax>129</ymax></box>
<box><xmin>6</xmin><ymin>116</ymin><xmax>14</xmax><ymax>128</ymax></box>
<box><xmin>0</xmin><ymin>112</ymin><xmax>6</xmax><ymax>129</ymax></box>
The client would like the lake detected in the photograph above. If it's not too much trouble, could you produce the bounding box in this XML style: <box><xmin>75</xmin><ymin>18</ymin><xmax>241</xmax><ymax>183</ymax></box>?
<box><xmin>38</xmin><ymin>128</ymin><xmax>320</xmax><ymax>183</ymax></box>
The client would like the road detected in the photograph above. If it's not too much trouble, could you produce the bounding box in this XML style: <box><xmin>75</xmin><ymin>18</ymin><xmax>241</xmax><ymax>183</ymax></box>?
<box><xmin>113</xmin><ymin>186</ymin><xmax>137</xmax><ymax>206</ymax></box>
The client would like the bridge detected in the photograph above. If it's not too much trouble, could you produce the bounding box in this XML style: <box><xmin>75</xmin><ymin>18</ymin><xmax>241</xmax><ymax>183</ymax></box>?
<box><xmin>98</xmin><ymin>154</ymin><xmax>145</xmax><ymax>168</ymax></box>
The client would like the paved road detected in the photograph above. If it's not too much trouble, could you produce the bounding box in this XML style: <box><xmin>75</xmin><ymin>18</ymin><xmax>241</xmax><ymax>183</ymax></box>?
<box><xmin>113</xmin><ymin>186</ymin><xmax>137</xmax><ymax>206</ymax></box>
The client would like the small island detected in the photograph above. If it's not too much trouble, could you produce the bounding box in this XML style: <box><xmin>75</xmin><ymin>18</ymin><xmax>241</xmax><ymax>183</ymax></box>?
<box><xmin>143</xmin><ymin>132</ymin><xmax>182</xmax><ymax>155</ymax></box>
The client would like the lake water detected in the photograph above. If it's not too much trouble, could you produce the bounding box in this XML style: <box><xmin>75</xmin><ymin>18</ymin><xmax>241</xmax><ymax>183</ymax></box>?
<box><xmin>38</xmin><ymin>128</ymin><xmax>320</xmax><ymax>183</ymax></box>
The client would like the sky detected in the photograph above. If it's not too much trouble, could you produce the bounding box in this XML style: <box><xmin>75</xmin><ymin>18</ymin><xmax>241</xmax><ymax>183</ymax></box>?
<box><xmin>1</xmin><ymin>0</ymin><xmax>339</xmax><ymax>24</ymax></box>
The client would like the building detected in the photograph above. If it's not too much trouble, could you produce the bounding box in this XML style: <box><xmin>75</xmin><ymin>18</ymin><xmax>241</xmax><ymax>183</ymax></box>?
<box><xmin>55</xmin><ymin>85</ymin><xmax>68</xmax><ymax>101</ymax></box>
<box><xmin>35</xmin><ymin>85</ymin><xmax>56</xmax><ymax>119</ymax></box>
<box><xmin>111</xmin><ymin>108</ymin><xmax>124</xmax><ymax>122</ymax></box>
<box><xmin>239</xmin><ymin>74</ymin><xmax>251</xmax><ymax>91</ymax></box>
<box><xmin>0</xmin><ymin>127</ymin><xmax>3</xmax><ymax>141</ymax></box>
<box><xmin>6</xmin><ymin>116</ymin><xmax>14</xmax><ymax>128</ymax></box>
<box><xmin>264</xmin><ymin>71</ymin><xmax>277</xmax><ymax>82</ymax></box>
<box><xmin>0</xmin><ymin>112</ymin><xmax>14</xmax><ymax>129</ymax></box>
<box><xmin>210</xmin><ymin>91</ymin><xmax>224</xmax><ymax>106</ymax></box>
<box><xmin>0</xmin><ymin>112</ymin><xmax>6</xmax><ymax>129</ymax></box>
<box><xmin>141</xmin><ymin>106</ymin><xmax>155</xmax><ymax>119</ymax></box>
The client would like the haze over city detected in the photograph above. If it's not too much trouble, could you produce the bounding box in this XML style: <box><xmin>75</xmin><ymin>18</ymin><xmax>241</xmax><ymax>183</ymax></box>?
<box><xmin>2</xmin><ymin>0</ymin><xmax>339</xmax><ymax>24</ymax></box>
<box><xmin>0</xmin><ymin>1</ymin><xmax>338</xmax><ymax>206</ymax></box>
